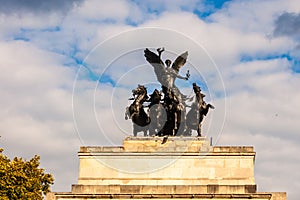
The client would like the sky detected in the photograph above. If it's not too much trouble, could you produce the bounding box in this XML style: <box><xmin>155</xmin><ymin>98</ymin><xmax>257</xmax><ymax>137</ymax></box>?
<box><xmin>0</xmin><ymin>0</ymin><xmax>300</xmax><ymax>199</ymax></box>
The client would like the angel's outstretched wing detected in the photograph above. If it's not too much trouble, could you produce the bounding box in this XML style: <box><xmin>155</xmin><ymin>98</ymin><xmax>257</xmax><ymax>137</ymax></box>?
<box><xmin>144</xmin><ymin>48</ymin><xmax>165</xmax><ymax>83</ymax></box>
<box><xmin>172</xmin><ymin>51</ymin><xmax>188</xmax><ymax>73</ymax></box>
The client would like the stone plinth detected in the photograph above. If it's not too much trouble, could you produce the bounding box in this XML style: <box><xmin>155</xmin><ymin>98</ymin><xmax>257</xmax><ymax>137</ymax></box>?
<box><xmin>78</xmin><ymin>137</ymin><xmax>255</xmax><ymax>186</ymax></box>
<box><xmin>47</xmin><ymin>137</ymin><xmax>286</xmax><ymax>200</ymax></box>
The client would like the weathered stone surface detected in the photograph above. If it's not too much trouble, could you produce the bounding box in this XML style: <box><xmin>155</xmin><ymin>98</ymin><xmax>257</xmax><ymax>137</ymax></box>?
<box><xmin>47</xmin><ymin>137</ymin><xmax>286</xmax><ymax>200</ymax></box>
<box><xmin>77</xmin><ymin>137</ymin><xmax>255</xmax><ymax>186</ymax></box>
<box><xmin>71</xmin><ymin>185</ymin><xmax>253</xmax><ymax>194</ymax></box>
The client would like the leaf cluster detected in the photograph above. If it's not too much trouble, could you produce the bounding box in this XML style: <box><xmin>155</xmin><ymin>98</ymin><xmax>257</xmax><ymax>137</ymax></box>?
<box><xmin>0</xmin><ymin>148</ymin><xmax>54</xmax><ymax>200</ymax></box>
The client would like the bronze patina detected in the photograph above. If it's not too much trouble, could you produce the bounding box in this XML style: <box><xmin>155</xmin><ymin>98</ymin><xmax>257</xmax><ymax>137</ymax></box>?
<box><xmin>125</xmin><ymin>48</ymin><xmax>214</xmax><ymax>137</ymax></box>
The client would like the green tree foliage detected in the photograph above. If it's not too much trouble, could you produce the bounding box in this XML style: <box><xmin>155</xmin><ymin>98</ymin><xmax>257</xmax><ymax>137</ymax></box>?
<box><xmin>0</xmin><ymin>148</ymin><xmax>54</xmax><ymax>200</ymax></box>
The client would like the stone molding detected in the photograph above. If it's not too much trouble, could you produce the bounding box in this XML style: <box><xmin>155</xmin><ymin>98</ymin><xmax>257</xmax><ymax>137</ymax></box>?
<box><xmin>46</xmin><ymin>137</ymin><xmax>286</xmax><ymax>200</ymax></box>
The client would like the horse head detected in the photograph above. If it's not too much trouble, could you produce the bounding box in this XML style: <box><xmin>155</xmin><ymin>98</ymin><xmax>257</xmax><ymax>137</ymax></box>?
<box><xmin>132</xmin><ymin>85</ymin><xmax>148</xmax><ymax>103</ymax></box>
<box><xmin>149</xmin><ymin>89</ymin><xmax>162</xmax><ymax>105</ymax></box>
<box><xmin>132</xmin><ymin>85</ymin><xmax>146</xmax><ymax>95</ymax></box>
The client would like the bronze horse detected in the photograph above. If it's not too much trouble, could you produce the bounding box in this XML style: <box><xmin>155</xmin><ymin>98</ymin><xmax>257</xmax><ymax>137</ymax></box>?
<box><xmin>185</xmin><ymin>83</ymin><xmax>214</xmax><ymax>136</ymax></box>
<box><xmin>125</xmin><ymin>85</ymin><xmax>150</xmax><ymax>136</ymax></box>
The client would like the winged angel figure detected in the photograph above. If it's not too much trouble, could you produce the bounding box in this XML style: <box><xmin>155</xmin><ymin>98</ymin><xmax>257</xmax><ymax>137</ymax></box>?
<box><xmin>144</xmin><ymin>48</ymin><xmax>190</xmax><ymax>103</ymax></box>
<box><xmin>126</xmin><ymin>48</ymin><xmax>213</xmax><ymax>137</ymax></box>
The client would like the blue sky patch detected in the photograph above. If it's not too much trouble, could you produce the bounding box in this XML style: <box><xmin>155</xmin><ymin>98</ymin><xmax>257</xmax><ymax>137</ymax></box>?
<box><xmin>194</xmin><ymin>0</ymin><xmax>232</xmax><ymax>19</ymax></box>
<box><xmin>205</xmin><ymin>0</ymin><xmax>231</xmax><ymax>9</ymax></box>
<box><xmin>98</xmin><ymin>74</ymin><xmax>116</xmax><ymax>86</ymax></box>
<box><xmin>240</xmin><ymin>53</ymin><xmax>292</xmax><ymax>62</ymax></box>
<box><xmin>13</xmin><ymin>36</ymin><xmax>30</xmax><ymax>42</ymax></box>
<box><xmin>292</xmin><ymin>60</ymin><xmax>300</xmax><ymax>73</ymax></box>
<box><xmin>240</xmin><ymin>53</ymin><xmax>300</xmax><ymax>73</ymax></box>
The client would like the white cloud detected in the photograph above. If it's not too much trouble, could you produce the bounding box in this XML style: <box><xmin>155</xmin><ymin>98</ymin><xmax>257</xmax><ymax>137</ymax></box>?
<box><xmin>0</xmin><ymin>40</ymin><xmax>80</xmax><ymax>191</ymax></box>
<box><xmin>74</xmin><ymin>0</ymin><xmax>130</xmax><ymax>22</ymax></box>
<box><xmin>209</xmin><ymin>0</ymin><xmax>295</xmax><ymax>33</ymax></box>
<box><xmin>1</xmin><ymin>0</ymin><xmax>300</xmax><ymax>199</ymax></box>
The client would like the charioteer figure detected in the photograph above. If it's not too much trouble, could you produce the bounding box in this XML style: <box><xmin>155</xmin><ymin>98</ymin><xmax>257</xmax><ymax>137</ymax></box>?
<box><xmin>125</xmin><ymin>48</ymin><xmax>214</xmax><ymax>137</ymax></box>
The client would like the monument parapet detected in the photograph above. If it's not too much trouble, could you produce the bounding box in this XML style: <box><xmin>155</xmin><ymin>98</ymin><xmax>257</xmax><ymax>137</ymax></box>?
<box><xmin>47</xmin><ymin>137</ymin><xmax>286</xmax><ymax>200</ymax></box>
<box><xmin>46</xmin><ymin>46</ymin><xmax>286</xmax><ymax>199</ymax></box>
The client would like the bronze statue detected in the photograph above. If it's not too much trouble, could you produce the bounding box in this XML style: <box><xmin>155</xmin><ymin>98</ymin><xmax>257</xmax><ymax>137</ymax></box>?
<box><xmin>157</xmin><ymin>86</ymin><xmax>183</xmax><ymax>136</ymax></box>
<box><xmin>125</xmin><ymin>48</ymin><xmax>214</xmax><ymax>137</ymax></box>
<box><xmin>143</xmin><ymin>48</ymin><xmax>190</xmax><ymax>136</ymax></box>
<box><xmin>144</xmin><ymin>48</ymin><xmax>190</xmax><ymax>103</ymax></box>
<box><xmin>125</xmin><ymin>85</ymin><xmax>150</xmax><ymax>136</ymax></box>
<box><xmin>185</xmin><ymin>83</ymin><xmax>215</xmax><ymax>136</ymax></box>
<box><xmin>147</xmin><ymin>89</ymin><xmax>165</xmax><ymax>136</ymax></box>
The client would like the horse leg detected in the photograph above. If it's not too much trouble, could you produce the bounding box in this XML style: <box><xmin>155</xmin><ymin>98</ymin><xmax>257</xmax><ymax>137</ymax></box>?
<box><xmin>143</xmin><ymin>127</ymin><xmax>148</xmax><ymax>137</ymax></box>
<box><xmin>173</xmin><ymin>112</ymin><xmax>178</xmax><ymax>136</ymax></box>
<box><xmin>133</xmin><ymin>125</ymin><xmax>137</xmax><ymax>137</ymax></box>
<box><xmin>175</xmin><ymin>111</ymin><xmax>182</xmax><ymax>136</ymax></box>
<box><xmin>197</xmin><ymin>123</ymin><xmax>202</xmax><ymax>137</ymax></box>
<box><xmin>125</xmin><ymin>107</ymin><xmax>129</xmax><ymax>120</ymax></box>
